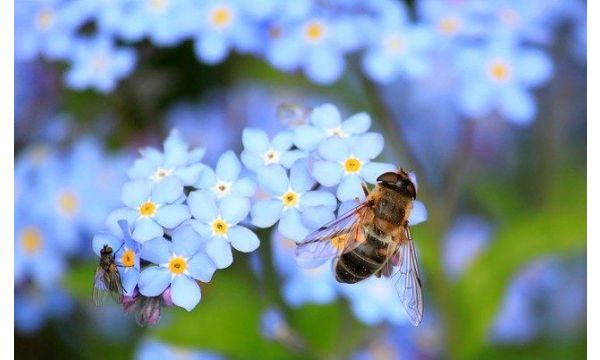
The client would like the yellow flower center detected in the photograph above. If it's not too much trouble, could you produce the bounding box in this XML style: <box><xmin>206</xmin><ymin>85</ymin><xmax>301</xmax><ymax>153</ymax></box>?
<box><xmin>21</xmin><ymin>227</ymin><xmax>42</xmax><ymax>255</ymax></box>
<box><xmin>148</xmin><ymin>0</ymin><xmax>168</xmax><ymax>12</ymax></box>
<box><xmin>385</xmin><ymin>34</ymin><xmax>404</xmax><ymax>54</ymax></box>
<box><xmin>210</xmin><ymin>5</ymin><xmax>233</xmax><ymax>29</ymax></box>
<box><xmin>120</xmin><ymin>249</ymin><xmax>135</xmax><ymax>267</ymax></box>
<box><xmin>281</xmin><ymin>191</ymin><xmax>299</xmax><ymax>208</ymax></box>
<box><xmin>263</xmin><ymin>149</ymin><xmax>280</xmax><ymax>165</ymax></box>
<box><xmin>168</xmin><ymin>256</ymin><xmax>187</xmax><ymax>275</ymax></box>
<box><xmin>36</xmin><ymin>9</ymin><xmax>55</xmax><ymax>31</ymax></box>
<box><xmin>343</xmin><ymin>157</ymin><xmax>362</xmax><ymax>174</ymax></box>
<box><xmin>58</xmin><ymin>190</ymin><xmax>79</xmax><ymax>216</ymax></box>
<box><xmin>303</xmin><ymin>21</ymin><xmax>326</xmax><ymax>43</ymax></box>
<box><xmin>139</xmin><ymin>201</ymin><xmax>157</xmax><ymax>217</ymax></box>
<box><xmin>438</xmin><ymin>16</ymin><xmax>460</xmax><ymax>36</ymax></box>
<box><xmin>488</xmin><ymin>60</ymin><xmax>511</xmax><ymax>82</ymax></box>
<box><xmin>211</xmin><ymin>218</ymin><xmax>228</xmax><ymax>236</ymax></box>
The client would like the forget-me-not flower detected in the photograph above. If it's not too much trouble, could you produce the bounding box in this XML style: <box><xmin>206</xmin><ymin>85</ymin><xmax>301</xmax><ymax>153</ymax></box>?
<box><xmin>195</xmin><ymin>150</ymin><xmax>256</xmax><ymax>200</ymax></box>
<box><xmin>312</xmin><ymin>134</ymin><xmax>396</xmax><ymax>201</ymax></box>
<box><xmin>188</xmin><ymin>191</ymin><xmax>260</xmax><ymax>269</ymax></box>
<box><xmin>65</xmin><ymin>36</ymin><xmax>136</xmax><ymax>93</ymax></box>
<box><xmin>241</xmin><ymin>128</ymin><xmax>306</xmax><ymax>172</ymax></box>
<box><xmin>293</xmin><ymin>103</ymin><xmax>372</xmax><ymax>151</ymax></box>
<box><xmin>107</xmin><ymin>177</ymin><xmax>191</xmax><ymax>243</ymax></box>
<box><xmin>138</xmin><ymin>225</ymin><xmax>217</xmax><ymax>311</ymax></box>
<box><xmin>251</xmin><ymin>160</ymin><xmax>337</xmax><ymax>241</ymax></box>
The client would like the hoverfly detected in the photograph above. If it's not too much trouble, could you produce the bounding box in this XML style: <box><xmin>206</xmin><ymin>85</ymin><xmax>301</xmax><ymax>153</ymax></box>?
<box><xmin>93</xmin><ymin>244</ymin><xmax>125</xmax><ymax>306</ymax></box>
<box><xmin>296</xmin><ymin>169</ymin><xmax>424</xmax><ymax>326</ymax></box>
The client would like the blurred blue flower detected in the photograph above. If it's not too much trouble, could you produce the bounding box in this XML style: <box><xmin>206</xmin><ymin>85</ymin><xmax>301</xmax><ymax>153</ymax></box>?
<box><xmin>272</xmin><ymin>234</ymin><xmax>338</xmax><ymax>306</ymax></box>
<box><xmin>442</xmin><ymin>216</ymin><xmax>493</xmax><ymax>281</ymax></box>
<box><xmin>135</xmin><ymin>339</ymin><xmax>224</xmax><ymax>360</ymax></box>
<box><xmin>241</xmin><ymin>128</ymin><xmax>306</xmax><ymax>173</ymax></box>
<box><xmin>65</xmin><ymin>36</ymin><xmax>136</xmax><ymax>93</ymax></box>
<box><xmin>108</xmin><ymin>177</ymin><xmax>191</xmax><ymax>243</ymax></box>
<box><xmin>92</xmin><ymin>220</ymin><xmax>141</xmax><ymax>296</ymax></box>
<box><xmin>417</xmin><ymin>0</ymin><xmax>482</xmax><ymax>44</ymax></box>
<box><xmin>14</xmin><ymin>287</ymin><xmax>74</xmax><ymax>334</ymax></box>
<box><xmin>340</xmin><ymin>276</ymin><xmax>409</xmax><ymax>326</ymax></box>
<box><xmin>455</xmin><ymin>41</ymin><xmax>553</xmax><ymax>125</ymax></box>
<box><xmin>128</xmin><ymin>129</ymin><xmax>206</xmax><ymax>187</ymax></box>
<box><xmin>188</xmin><ymin>191</ymin><xmax>259</xmax><ymax>269</ymax></box>
<box><xmin>293</xmin><ymin>103</ymin><xmax>372</xmax><ymax>151</ymax></box>
<box><xmin>195</xmin><ymin>150</ymin><xmax>256</xmax><ymax>200</ymax></box>
<box><xmin>312</xmin><ymin>134</ymin><xmax>395</xmax><ymax>202</ymax></box>
<box><xmin>192</xmin><ymin>0</ymin><xmax>261</xmax><ymax>64</ymax></box>
<box><xmin>138</xmin><ymin>225</ymin><xmax>216</xmax><ymax>311</ymax></box>
<box><xmin>251</xmin><ymin>160</ymin><xmax>337</xmax><ymax>241</ymax></box>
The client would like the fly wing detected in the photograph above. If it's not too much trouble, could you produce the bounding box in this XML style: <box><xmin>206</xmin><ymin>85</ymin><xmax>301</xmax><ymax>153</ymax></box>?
<box><xmin>92</xmin><ymin>267</ymin><xmax>108</xmax><ymax>307</ymax></box>
<box><xmin>107</xmin><ymin>269</ymin><xmax>125</xmax><ymax>304</ymax></box>
<box><xmin>392</xmin><ymin>229</ymin><xmax>424</xmax><ymax>326</ymax></box>
<box><xmin>295</xmin><ymin>202</ymin><xmax>371</xmax><ymax>269</ymax></box>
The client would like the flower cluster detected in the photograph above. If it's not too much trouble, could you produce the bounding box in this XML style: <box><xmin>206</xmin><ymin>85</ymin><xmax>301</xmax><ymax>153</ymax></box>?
<box><xmin>92</xmin><ymin>103</ymin><xmax>427</xmax><ymax>323</ymax></box>
<box><xmin>15</xmin><ymin>0</ymin><xmax>585</xmax><ymax>124</ymax></box>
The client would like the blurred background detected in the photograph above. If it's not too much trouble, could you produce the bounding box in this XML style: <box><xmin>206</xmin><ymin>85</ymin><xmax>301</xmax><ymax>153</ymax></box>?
<box><xmin>14</xmin><ymin>0</ymin><xmax>586</xmax><ymax>359</ymax></box>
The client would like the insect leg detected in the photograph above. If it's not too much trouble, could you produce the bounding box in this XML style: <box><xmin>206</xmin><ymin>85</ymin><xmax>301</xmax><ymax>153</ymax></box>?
<box><xmin>361</xmin><ymin>182</ymin><xmax>369</xmax><ymax>197</ymax></box>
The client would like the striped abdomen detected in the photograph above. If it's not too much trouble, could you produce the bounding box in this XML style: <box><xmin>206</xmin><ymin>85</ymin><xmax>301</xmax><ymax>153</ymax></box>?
<box><xmin>335</xmin><ymin>225</ymin><xmax>394</xmax><ymax>284</ymax></box>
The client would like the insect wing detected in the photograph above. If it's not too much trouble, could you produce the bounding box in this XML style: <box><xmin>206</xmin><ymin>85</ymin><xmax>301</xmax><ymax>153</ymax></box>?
<box><xmin>93</xmin><ymin>267</ymin><xmax>108</xmax><ymax>306</ymax></box>
<box><xmin>392</xmin><ymin>237</ymin><xmax>424</xmax><ymax>326</ymax></box>
<box><xmin>107</xmin><ymin>268</ymin><xmax>125</xmax><ymax>304</ymax></box>
<box><xmin>296</xmin><ymin>202</ymin><xmax>370</xmax><ymax>269</ymax></box>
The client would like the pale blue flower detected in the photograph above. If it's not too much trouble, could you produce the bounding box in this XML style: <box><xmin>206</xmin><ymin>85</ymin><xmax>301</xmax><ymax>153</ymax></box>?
<box><xmin>138</xmin><ymin>225</ymin><xmax>217</xmax><ymax>311</ymax></box>
<box><xmin>455</xmin><ymin>41</ymin><xmax>553</xmax><ymax>125</ymax></box>
<box><xmin>15</xmin><ymin>288</ymin><xmax>73</xmax><ymax>334</ymax></box>
<box><xmin>194</xmin><ymin>150</ymin><xmax>256</xmax><ymax>200</ymax></box>
<box><xmin>107</xmin><ymin>177</ymin><xmax>191</xmax><ymax>243</ymax></box>
<box><xmin>65</xmin><ymin>36</ymin><xmax>136</xmax><ymax>93</ymax></box>
<box><xmin>312</xmin><ymin>134</ymin><xmax>395</xmax><ymax>202</ymax></box>
<box><xmin>442</xmin><ymin>216</ymin><xmax>492</xmax><ymax>281</ymax></box>
<box><xmin>188</xmin><ymin>191</ymin><xmax>260</xmax><ymax>269</ymax></box>
<box><xmin>128</xmin><ymin>129</ymin><xmax>206</xmax><ymax>187</ymax></box>
<box><xmin>241</xmin><ymin>128</ymin><xmax>306</xmax><ymax>172</ymax></box>
<box><xmin>251</xmin><ymin>160</ymin><xmax>337</xmax><ymax>241</ymax></box>
<box><xmin>135</xmin><ymin>339</ymin><xmax>224</xmax><ymax>360</ymax></box>
<box><xmin>293</xmin><ymin>103</ymin><xmax>372</xmax><ymax>151</ymax></box>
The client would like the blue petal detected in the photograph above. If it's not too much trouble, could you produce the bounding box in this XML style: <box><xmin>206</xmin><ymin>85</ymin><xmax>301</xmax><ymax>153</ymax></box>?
<box><xmin>498</xmin><ymin>85</ymin><xmax>536</xmax><ymax>125</ymax></box>
<box><xmin>106</xmin><ymin>208</ymin><xmax>138</xmax><ymax>238</ymax></box>
<box><xmin>458</xmin><ymin>80</ymin><xmax>494</xmax><ymax>118</ymax></box>
<box><xmin>228</xmin><ymin>225</ymin><xmax>260</xmax><ymax>252</ymax></box>
<box><xmin>301</xmin><ymin>206</ymin><xmax>336</xmax><ymax>230</ymax></box>
<box><xmin>361</xmin><ymin>162</ymin><xmax>396</xmax><ymax>184</ymax></box>
<box><xmin>241</xmin><ymin>151</ymin><xmax>263</xmax><ymax>172</ymax></box>
<box><xmin>318</xmin><ymin>137</ymin><xmax>349</xmax><ymax>162</ymax></box>
<box><xmin>310</xmin><ymin>103</ymin><xmax>341</xmax><ymax>129</ymax></box>
<box><xmin>195</xmin><ymin>33</ymin><xmax>228</xmax><ymax>64</ymax></box>
<box><xmin>257</xmin><ymin>165</ymin><xmax>289</xmax><ymax>195</ymax></box>
<box><xmin>128</xmin><ymin>158</ymin><xmax>157</xmax><ymax>179</ymax></box>
<box><xmin>171</xmin><ymin>225</ymin><xmax>203</xmax><ymax>257</ymax></box>
<box><xmin>190</xmin><ymin>220</ymin><xmax>212</xmax><ymax>238</ymax></box>
<box><xmin>336</xmin><ymin>175</ymin><xmax>363</xmax><ymax>202</ymax></box>
<box><xmin>120</xmin><ymin>268</ymin><xmax>139</xmax><ymax>296</ymax></box>
<box><xmin>206</xmin><ymin>238</ymin><xmax>233</xmax><ymax>269</ymax></box>
<box><xmin>338</xmin><ymin>200</ymin><xmax>362</xmax><ymax>216</ymax></box>
<box><xmin>92</xmin><ymin>232</ymin><xmax>122</xmax><ymax>257</ymax></box>
<box><xmin>186</xmin><ymin>253</ymin><xmax>216</xmax><ymax>282</ymax></box>
<box><xmin>140</xmin><ymin>237</ymin><xmax>171</xmax><ymax>264</ymax></box>
<box><xmin>305</xmin><ymin>47</ymin><xmax>345</xmax><ymax>85</ymax></box>
<box><xmin>300</xmin><ymin>191</ymin><xmax>337</xmax><ymax>211</ymax></box>
<box><xmin>122</xmin><ymin>180</ymin><xmax>151</xmax><ymax>208</ymax></box>
<box><xmin>271</xmin><ymin>131</ymin><xmax>293</xmax><ymax>151</ymax></box>
<box><xmin>132</xmin><ymin>218</ymin><xmax>163</xmax><ymax>243</ymax></box>
<box><xmin>138</xmin><ymin>266</ymin><xmax>171</xmax><ymax>296</ymax></box>
<box><xmin>293</xmin><ymin>125</ymin><xmax>325</xmax><ymax>151</ymax></box>
<box><xmin>220</xmin><ymin>195</ymin><xmax>250</xmax><ymax>225</ymax></box>
<box><xmin>362</xmin><ymin>50</ymin><xmax>397</xmax><ymax>84</ymax></box>
<box><xmin>409</xmin><ymin>200</ymin><xmax>428</xmax><ymax>225</ymax></box>
<box><xmin>171</xmin><ymin>275</ymin><xmax>201</xmax><ymax>311</ymax></box>
<box><xmin>289</xmin><ymin>159</ymin><xmax>314</xmax><ymax>192</ymax></box>
<box><xmin>155</xmin><ymin>204</ymin><xmax>191</xmax><ymax>229</ymax></box>
<box><xmin>352</xmin><ymin>133</ymin><xmax>384</xmax><ymax>160</ymax></box>
<box><xmin>342</xmin><ymin>112</ymin><xmax>371</xmax><ymax>135</ymax></box>
<box><xmin>232</xmin><ymin>177</ymin><xmax>256</xmax><ymax>197</ymax></box>
<box><xmin>173</xmin><ymin>163</ymin><xmax>204</xmax><ymax>186</ymax></box>
<box><xmin>216</xmin><ymin>150</ymin><xmax>241</xmax><ymax>182</ymax></box>
<box><xmin>187</xmin><ymin>190</ymin><xmax>218</xmax><ymax>222</ymax></box>
<box><xmin>278</xmin><ymin>208</ymin><xmax>310</xmax><ymax>242</ymax></box>
<box><xmin>515</xmin><ymin>48</ymin><xmax>553</xmax><ymax>87</ymax></box>
<box><xmin>312</xmin><ymin>161</ymin><xmax>343</xmax><ymax>187</ymax></box>
<box><xmin>251</xmin><ymin>200</ymin><xmax>284</xmax><ymax>227</ymax></box>
<box><xmin>196</xmin><ymin>167</ymin><xmax>216</xmax><ymax>189</ymax></box>
<box><xmin>280</xmin><ymin>150</ymin><xmax>307</xmax><ymax>168</ymax></box>
<box><xmin>242</xmin><ymin>128</ymin><xmax>269</xmax><ymax>153</ymax></box>
<box><xmin>151</xmin><ymin>176</ymin><xmax>183</xmax><ymax>204</ymax></box>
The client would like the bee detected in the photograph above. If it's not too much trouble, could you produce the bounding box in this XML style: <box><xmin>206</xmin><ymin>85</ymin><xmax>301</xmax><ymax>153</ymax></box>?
<box><xmin>296</xmin><ymin>169</ymin><xmax>424</xmax><ymax>325</ymax></box>
<box><xmin>93</xmin><ymin>244</ymin><xmax>125</xmax><ymax>306</ymax></box>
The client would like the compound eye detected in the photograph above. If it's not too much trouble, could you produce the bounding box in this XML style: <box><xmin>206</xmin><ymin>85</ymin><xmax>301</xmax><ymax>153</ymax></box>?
<box><xmin>377</xmin><ymin>172</ymin><xmax>399</xmax><ymax>184</ymax></box>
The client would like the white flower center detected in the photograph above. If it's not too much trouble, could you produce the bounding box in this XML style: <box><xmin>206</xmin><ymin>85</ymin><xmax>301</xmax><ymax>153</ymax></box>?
<box><xmin>148</xmin><ymin>0</ymin><xmax>169</xmax><ymax>13</ymax></box>
<box><xmin>213</xmin><ymin>180</ymin><xmax>232</xmax><ymax>198</ymax></box>
<box><xmin>262</xmin><ymin>149</ymin><xmax>280</xmax><ymax>165</ymax></box>
<box><xmin>151</xmin><ymin>167</ymin><xmax>173</xmax><ymax>181</ymax></box>
<box><xmin>326</xmin><ymin>126</ymin><xmax>348</xmax><ymax>138</ymax></box>
<box><xmin>36</xmin><ymin>9</ymin><xmax>55</xmax><ymax>31</ymax></box>
<box><xmin>384</xmin><ymin>33</ymin><xmax>404</xmax><ymax>55</ymax></box>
